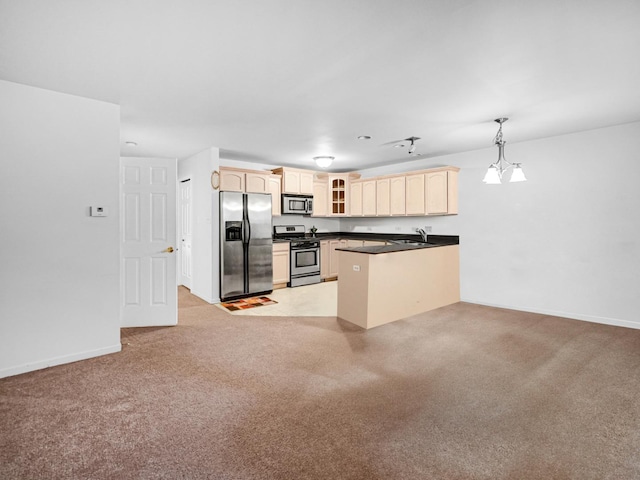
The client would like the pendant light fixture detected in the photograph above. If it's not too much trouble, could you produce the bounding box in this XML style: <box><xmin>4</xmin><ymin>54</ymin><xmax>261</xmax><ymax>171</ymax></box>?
<box><xmin>483</xmin><ymin>118</ymin><xmax>526</xmax><ymax>184</ymax></box>
<box><xmin>313</xmin><ymin>156</ymin><xmax>334</xmax><ymax>168</ymax></box>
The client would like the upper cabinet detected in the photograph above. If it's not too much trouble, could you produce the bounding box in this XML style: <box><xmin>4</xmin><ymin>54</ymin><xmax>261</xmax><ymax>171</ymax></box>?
<box><xmin>362</xmin><ymin>179</ymin><xmax>377</xmax><ymax>216</ymax></box>
<box><xmin>348</xmin><ymin>166</ymin><xmax>459</xmax><ymax>218</ymax></box>
<box><xmin>405</xmin><ymin>173</ymin><xmax>426</xmax><ymax>215</ymax></box>
<box><xmin>350</xmin><ymin>181</ymin><xmax>363</xmax><ymax>216</ymax></box>
<box><xmin>313</xmin><ymin>172</ymin><xmax>361</xmax><ymax>217</ymax></box>
<box><xmin>269</xmin><ymin>175</ymin><xmax>282</xmax><ymax>216</ymax></box>
<box><xmin>376</xmin><ymin>178</ymin><xmax>390</xmax><ymax>216</ymax></box>
<box><xmin>406</xmin><ymin>167</ymin><xmax>459</xmax><ymax>216</ymax></box>
<box><xmin>271</xmin><ymin>167</ymin><xmax>315</xmax><ymax>195</ymax></box>
<box><xmin>389</xmin><ymin>176</ymin><xmax>406</xmax><ymax>216</ymax></box>
<box><xmin>219</xmin><ymin>167</ymin><xmax>269</xmax><ymax>193</ymax></box>
<box><xmin>330</xmin><ymin>175</ymin><xmax>348</xmax><ymax>215</ymax></box>
<box><xmin>220</xmin><ymin>165</ymin><xmax>458</xmax><ymax>218</ymax></box>
<box><xmin>312</xmin><ymin>181</ymin><xmax>328</xmax><ymax>217</ymax></box>
<box><xmin>219</xmin><ymin>168</ymin><xmax>245</xmax><ymax>192</ymax></box>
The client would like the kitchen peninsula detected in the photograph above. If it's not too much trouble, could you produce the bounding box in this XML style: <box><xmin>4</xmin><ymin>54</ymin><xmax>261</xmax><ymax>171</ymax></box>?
<box><xmin>337</xmin><ymin>239</ymin><xmax>460</xmax><ymax>329</ymax></box>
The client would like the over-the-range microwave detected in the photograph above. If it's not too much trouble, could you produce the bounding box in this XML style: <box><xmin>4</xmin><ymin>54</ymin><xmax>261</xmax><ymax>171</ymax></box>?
<box><xmin>282</xmin><ymin>194</ymin><xmax>313</xmax><ymax>215</ymax></box>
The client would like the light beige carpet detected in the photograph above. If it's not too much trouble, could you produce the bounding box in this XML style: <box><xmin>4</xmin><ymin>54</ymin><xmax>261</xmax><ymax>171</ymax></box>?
<box><xmin>2</xmin><ymin>287</ymin><xmax>640</xmax><ymax>479</ymax></box>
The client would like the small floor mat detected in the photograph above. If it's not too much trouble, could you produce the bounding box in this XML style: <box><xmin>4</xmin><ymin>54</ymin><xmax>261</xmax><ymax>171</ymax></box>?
<box><xmin>219</xmin><ymin>296</ymin><xmax>278</xmax><ymax>312</ymax></box>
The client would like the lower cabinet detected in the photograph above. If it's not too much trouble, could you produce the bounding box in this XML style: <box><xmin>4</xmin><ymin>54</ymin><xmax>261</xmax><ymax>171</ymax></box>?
<box><xmin>272</xmin><ymin>242</ymin><xmax>290</xmax><ymax>289</ymax></box>
<box><xmin>329</xmin><ymin>240</ymin><xmax>347</xmax><ymax>278</ymax></box>
<box><xmin>320</xmin><ymin>240</ymin><xmax>330</xmax><ymax>279</ymax></box>
<box><xmin>321</xmin><ymin>239</ymin><xmax>347</xmax><ymax>279</ymax></box>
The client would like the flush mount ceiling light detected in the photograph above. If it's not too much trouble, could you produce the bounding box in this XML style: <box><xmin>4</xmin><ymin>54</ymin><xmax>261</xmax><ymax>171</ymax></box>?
<box><xmin>313</xmin><ymin>156</ymin><xmax>334</xmax><ymax>168</ymax></box>
<box><xmin>483</xmin><ymin>118</ymin><xmax>527</xmax><ymax>184</ymax></box>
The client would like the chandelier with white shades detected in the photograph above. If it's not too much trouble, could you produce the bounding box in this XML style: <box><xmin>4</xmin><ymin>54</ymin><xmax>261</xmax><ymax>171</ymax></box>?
<box><xmin>483</xmin><ymin>118</ymin><xmax>527</xmax><ymax>184</ymax></box>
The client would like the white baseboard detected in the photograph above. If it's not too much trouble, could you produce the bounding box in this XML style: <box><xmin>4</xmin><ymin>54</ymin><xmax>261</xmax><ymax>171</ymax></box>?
<box><xmin>190</xmin><ymin>288</ymin><xmax>219</xmax><ymax>304</ymax></box>
<box><xmin>462</xmin><ymin>299</ymin><xmax>640</xmax><ymax>331</ymax></box>
<box><xmin>0</xmin><ymin>343</ymin><xmax>122</xmax><ymax>379</ymax></box>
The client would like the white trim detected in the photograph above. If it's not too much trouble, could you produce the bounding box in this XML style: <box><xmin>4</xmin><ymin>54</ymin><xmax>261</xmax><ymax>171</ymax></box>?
<box><xmin>190</xmin><ymin>288</ymin><xmax>219</xmax><ymax>304</ymax></box>
<box><xmin>0</xmin><ymin>344</ymin><xmax>122</xmax><ymax>379</ymax></box>
<box><xmin>462</xmin><ymin>298</ymin><xmax>640</xmax><ymax>331</ymax></box>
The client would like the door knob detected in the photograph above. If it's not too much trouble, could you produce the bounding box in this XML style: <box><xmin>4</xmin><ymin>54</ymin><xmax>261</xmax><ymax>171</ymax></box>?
<box><xmin>163</xmin><ymin>246</ymin><xmax>175</xmax><ymax>253</ymax></box>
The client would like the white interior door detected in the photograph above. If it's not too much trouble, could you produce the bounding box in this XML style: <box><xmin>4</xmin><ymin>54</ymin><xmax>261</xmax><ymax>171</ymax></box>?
<box><xmin>179</xmin><ymin>179</ymin><xmax>193</xmax><ymax>289</ymax></box>
<box><xmin>121</xmin><ymin>157</ymin><xmax>177</xmax><ymax>327</ymax></box>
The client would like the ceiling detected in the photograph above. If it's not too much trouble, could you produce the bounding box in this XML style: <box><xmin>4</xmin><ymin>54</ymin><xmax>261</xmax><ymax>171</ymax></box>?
<box><xmin>1</xmin><ymin>0</ymin><xmax>639</xmax><ymax>172</ymax></box>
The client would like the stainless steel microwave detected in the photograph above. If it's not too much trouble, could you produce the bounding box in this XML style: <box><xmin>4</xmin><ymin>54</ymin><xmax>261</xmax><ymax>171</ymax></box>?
<box><xmin>282</xmin><ymin>194</ymin><xmax>313</xmax><ymax>215</ymax></box>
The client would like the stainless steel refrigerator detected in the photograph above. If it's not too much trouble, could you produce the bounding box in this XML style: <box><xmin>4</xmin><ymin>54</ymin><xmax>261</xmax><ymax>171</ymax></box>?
<box><xmin>220</xmin><ymin>191</ymin><xmax>273</xmax><ymax>301</ymax></box>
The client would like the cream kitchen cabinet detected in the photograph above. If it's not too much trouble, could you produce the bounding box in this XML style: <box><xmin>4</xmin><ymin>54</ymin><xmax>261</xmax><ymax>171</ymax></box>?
<box><xmin>329</xmin><ymin>239</ymin><xmax>347</xmax><ymax>278</ymax></box>
<box><xmin>321</xmin><ymin>238</ymin><xmax>387</xmax><ymax>280</ymax></box>
<box><xmin>405</xmin><ymin>167</ymin><xmax>459</xmax><ymax>216</ymax></box>
<box><xmin>320</xmin><ymin>240</ymin><xmax>330</xmax><ymax>279</ymax></box>
<box><xmin>350</xmin><ymin>181</ymin><xmax>363</xmax><ymax>216</ymax></box>
<box><xmin>320</xmin><ymin>239</ymin><xmax>349</xmax><ymax>280</ymax></box>
<box><xmin>405</xmin><ymin>173</ymin><xmax>426</xmax><ymax>215</ymax></box>
<box><xmin>426</xmin><ymin>170</ymin><xmax>458</xmax><ymax>215</ymax></box>
<box><xmin>219</xmin><ymin>167</ymin><xmax>270</xmax><ymax>193</ymax></box>
<box><xmin>272</xmin><ymin>242</ymin><xmax>290</xmax><ymax>289</ymax></box>
<box><xmin>268</xmin><ymin>174</ymin><xmax>282</xmax><ymax>216</ymax></box>
<box><xmin>329</xmin><ymin>175</ymin><xmax>348</xmax><ymax>216</ymax></box>
<box><xmin>312</xmin><ymin>181</ymin><xmax>328</xmax><ymax>216</ymax></box>
<box><xmin>219</xmin><ymin>168</ymin><xmax>244</xmax><ymax>192</ymax></box>
<box><xmin>362</xmin><ymin>179</ymin><xmax>377</xmax><ymax>216</ymax></box>
<box><xmin>271</xmin><ymin>167</ymin><xmax>315</xmax><ymax>195</ymax></box>
<box><xmin>389</xmin><ymin>176</ymin><xmax>406</xmax><ymax>216</ymax></box>
<box><xmin>376</xmin><ymin>178</ymin><xmax>390</xmax><ymax>216</ymax></box>
<box><xmin>314</xmin><ymin>172</ymin><xmax>360</xmax><ymax>217</ymax></box>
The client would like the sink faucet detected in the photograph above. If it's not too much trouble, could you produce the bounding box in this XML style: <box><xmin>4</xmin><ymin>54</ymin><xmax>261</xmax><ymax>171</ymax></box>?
<box><xmin>416</xmin><ymin>228</ymin><xmax>428</xmax><ymax>242</ymax></box>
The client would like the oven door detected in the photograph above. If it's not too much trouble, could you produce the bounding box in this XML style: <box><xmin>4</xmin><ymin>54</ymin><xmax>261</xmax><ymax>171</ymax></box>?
<box><xmin>290</xmin><ymin>246</ymin><xmax>320</xmax><ymax>276</ymax></box>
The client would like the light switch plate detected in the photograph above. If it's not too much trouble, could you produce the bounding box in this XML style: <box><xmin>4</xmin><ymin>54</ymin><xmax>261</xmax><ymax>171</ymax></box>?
<box><xmin>90</xmin><ymin>206</ymin><xmax>108</xmax><ymax>217</ymax></box>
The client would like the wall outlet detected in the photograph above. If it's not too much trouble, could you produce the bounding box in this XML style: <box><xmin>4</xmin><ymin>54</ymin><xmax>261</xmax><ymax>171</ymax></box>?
<box><xmin>424</xmin><ymin>226</ymin><xmax>432</xmax><ymax>233</ymax></box>
<box><xmin>353</xmin><ymin>265</ymin><xmax>360</xmax><ymax>272</ymax></box>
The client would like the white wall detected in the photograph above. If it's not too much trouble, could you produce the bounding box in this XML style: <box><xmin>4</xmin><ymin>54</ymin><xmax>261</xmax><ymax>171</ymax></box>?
<box><xmin>0</xmin><ymin>80</ymin><xmax>121</xmax><ymax>378</ymax></box>
<box><xmin>178</xmin><ymin>147</ymin><xmax>220</xmax><ymax>303</ymax></box>
<box><xmin>341</xmin><ymin>122</ymin><xmax>640</xmax><ymax>329</ymax></box>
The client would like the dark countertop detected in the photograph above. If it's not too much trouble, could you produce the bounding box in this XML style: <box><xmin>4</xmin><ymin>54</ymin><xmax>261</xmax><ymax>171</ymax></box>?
<box><xmin>271</xmin><ymin>232</ymin><xmax>459</xmax><ymax>253</ymax></box>
<box><xmin>336</xmin><ymin>241</ymin><xmax>456</xmax><ymax>255</ymax></box>
<box><xmin>286</xmin><ymin>232</ymin><xmax>459</xmax><ymax>244</ymax></box>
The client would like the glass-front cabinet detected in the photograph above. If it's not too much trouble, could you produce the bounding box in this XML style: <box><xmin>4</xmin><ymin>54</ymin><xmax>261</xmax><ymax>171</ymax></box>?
<box><xmin>331</xmin><ymin>176</ymin><xmax>347</xmax><ymax>215</ymax></box>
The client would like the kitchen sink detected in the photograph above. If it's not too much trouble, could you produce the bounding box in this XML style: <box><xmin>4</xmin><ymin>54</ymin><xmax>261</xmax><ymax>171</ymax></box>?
<box><xmin>391</xmin><ymin>239</ymin><xmax>427</xmax><ymax>245</ymax></box>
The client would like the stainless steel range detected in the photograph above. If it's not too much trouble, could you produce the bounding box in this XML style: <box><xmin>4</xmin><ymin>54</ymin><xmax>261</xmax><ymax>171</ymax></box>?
<box><xmin>273</xmin><ymin>225</ymin><xmax>321</xmax><ymax>287</ymax></box>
